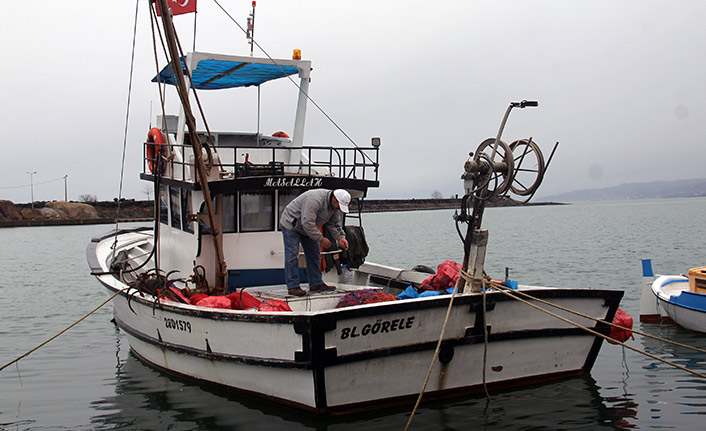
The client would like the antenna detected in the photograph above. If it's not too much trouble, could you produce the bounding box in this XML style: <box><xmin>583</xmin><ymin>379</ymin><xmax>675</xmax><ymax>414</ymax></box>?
<box><xmin>246</xmin><ymin>1</ymin><xmax>256</xmax><ymax>56</ymax></box>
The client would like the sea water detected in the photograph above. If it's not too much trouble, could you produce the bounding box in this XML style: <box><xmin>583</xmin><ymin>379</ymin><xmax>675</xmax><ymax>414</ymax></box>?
<box><xmin>1</xmin><ymin>198</ymin><xmax>706</xmax><ymax>430</ymax></box>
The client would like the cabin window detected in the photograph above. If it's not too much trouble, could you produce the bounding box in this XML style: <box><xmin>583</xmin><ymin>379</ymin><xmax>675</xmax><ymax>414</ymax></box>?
<box><xmin>181</xmin><ymin>189</ymin><xmax>193</xmax><ymax>233</ymax></box>
<box><xmin>277</xmin><ymin>191</ymin><xmax>301</xmax><ymax>230</ymax></box>
<box><xmin>159</xmin><ymin>185</ymin><xmax>169</xmax><ymax>225</ymax></box>
<box><xmin>198</xmin><ymin>202</ymin><xmax>212</xmax><ymax>235</ymax></box>
<box><xmin>222</xmin><ymin>194</ymin><xmax>237</xmax><ymax>233</ymax></box>
<box><xmin>240</xmin><ymin>192</ymin><xmax>274</xmax><ymax>232</ymax></box>
<box><xmin>170</xmin><ymin>187</ymin><xmax>181</xmax><ymax>229</ymax></box>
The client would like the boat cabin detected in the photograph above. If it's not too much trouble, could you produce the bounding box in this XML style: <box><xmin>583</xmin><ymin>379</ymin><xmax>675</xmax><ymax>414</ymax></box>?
<box><xmin>140</xmin><ymin>52</ymin><xmax>380</xmax><ymax>292</ymax></box>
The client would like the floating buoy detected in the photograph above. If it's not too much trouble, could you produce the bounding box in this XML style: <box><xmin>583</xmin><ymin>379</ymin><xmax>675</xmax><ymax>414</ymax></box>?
<box><xmin>608</xmin><ymin>307</ymin><xmax>634</xmax><ymax>344</ymax></box>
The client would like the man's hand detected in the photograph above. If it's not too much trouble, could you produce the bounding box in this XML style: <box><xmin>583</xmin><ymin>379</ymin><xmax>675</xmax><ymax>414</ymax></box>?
<box><xmin>320</xmin><ymin>237</ymin><xmax>332</xmax><ymax>249</ymax></box>
<box><xmin>338</xmin><ymin>237</ymin><xmax>349</xmax><ymax>250</ymax></box>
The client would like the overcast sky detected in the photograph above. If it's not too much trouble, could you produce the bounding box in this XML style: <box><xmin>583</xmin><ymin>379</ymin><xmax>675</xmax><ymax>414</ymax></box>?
<box><xmin>1</xmin><ymin>0</ymin><xmax>705</xmax><ymax>203</ymax></box>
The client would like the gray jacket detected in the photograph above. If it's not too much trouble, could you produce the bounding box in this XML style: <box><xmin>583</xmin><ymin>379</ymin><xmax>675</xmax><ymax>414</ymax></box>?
<box><xmin>279</xmin><ymin>189</ymin><xmax>346</xmax><ymax>242</ymax></box>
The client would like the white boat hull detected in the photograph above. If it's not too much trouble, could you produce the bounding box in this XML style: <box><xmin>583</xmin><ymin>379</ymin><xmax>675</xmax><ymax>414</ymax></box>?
<box><xmin>89</xmin><ymin>230</ymin><xmax>623</xmax><ymax>414</ymax></box>
<box><xmin>652</xmin><ymin>275</ymin><xmax>706</xmax><ymax>333</ymax></box>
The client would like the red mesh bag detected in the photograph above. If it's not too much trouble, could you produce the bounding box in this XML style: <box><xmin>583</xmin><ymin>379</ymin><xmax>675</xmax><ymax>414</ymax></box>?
<box><xmin>189</xmin><ymin>293</ymin><xmax>209</xmax><ymax>305</ymax></box>
<box><xmin>258</xmin><ymin>300</ymin><xmax>293</xmax><ymax>312</ymax></box>
<box><xmin>195</xmin><ymin>295</ymin><xmax>232</xmax><ymax>310</ymax></box>
<box><xmin>227</xmin><ymin>291</ymin><xmax>263</xmax><ymax>310</ymax></box>
<box><xmin>420</xmin><ymin>260</ymin><xmax>462</xmax><ymax>291</ymax></box>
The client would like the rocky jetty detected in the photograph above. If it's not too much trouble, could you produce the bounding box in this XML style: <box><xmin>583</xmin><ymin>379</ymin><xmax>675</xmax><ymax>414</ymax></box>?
<box><xmin>0</xmin><ymin>200</ymin><xmax>153</xmax><ymax>227</ymax></box>
<box><xmin>0</xmin><ymin>200</ymin><xmax>22</xmax><ymax>220</ymax></box>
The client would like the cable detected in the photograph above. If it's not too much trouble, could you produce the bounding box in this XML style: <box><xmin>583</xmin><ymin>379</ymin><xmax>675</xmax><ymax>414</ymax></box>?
<box><xmin>0</xmin><ymin>287</ymin><xmax>128</xmax><ymax>373</ymax></box>
<box><xmin>111</xmin><ymin>0</ymin><xmax>141</xmax><ymax>258</ymax></box>
<box><xmin>211</xmin><ymin>0</ymin><xmax>376</xmax><ymax>166</ymax></box>
<box><xmin>0</xmin><ymin>176</ymin><xmax>68</xmax><ymax>190</ymax></box>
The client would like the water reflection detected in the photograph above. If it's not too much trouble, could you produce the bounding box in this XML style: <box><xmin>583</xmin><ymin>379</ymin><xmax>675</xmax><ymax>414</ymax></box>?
<box><xmin>90</xmin><ymin>333</ymin><xmax>638</xmax><ymax>430</ymax></box>
<box><xmin>636</xmin><ymin>323</ymin><xmax>706</xmax><ymax>425</ymax></box>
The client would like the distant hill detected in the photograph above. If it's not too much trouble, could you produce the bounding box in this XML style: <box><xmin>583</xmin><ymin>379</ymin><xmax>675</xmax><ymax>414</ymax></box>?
<box><xmin>538</xmin><ymin>178</ymin><xmax>706</xmax><ymax>202</ymax></box>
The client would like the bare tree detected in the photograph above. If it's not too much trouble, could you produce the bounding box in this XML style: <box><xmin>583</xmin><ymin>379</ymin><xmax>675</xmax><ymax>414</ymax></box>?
<box><xmin>79</xmin><ymin>194</ymin><xmax>98</xmax><ymax>203</ymax></box>
<box><xmin>142</xmin><ymin>184</ymin><xmax>153</xmax><ymax>201</ymax></box>
<box><xmin>431</xmin><ymin>190</ymin><xmax>443</xmax><ymax>199</ymax></box>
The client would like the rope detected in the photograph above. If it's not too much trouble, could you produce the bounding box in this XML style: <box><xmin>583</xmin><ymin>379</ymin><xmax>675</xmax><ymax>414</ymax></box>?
<box><xmin>479</xmin><ymin>280</ymin><xmax>706</xmax><ymax>380</ymax></box>
<box><xmin>150</xmin><ymin>3</ymin><xmax>170</xmax><ymax>121</ymax></box>
<box><xmin>405</xmin><ymin>268</ymin><xmax>706</xmax><ymax>428</ymax></box>
<box><xmin>112</xmin><ymin>0</ymin><xmax>141</xmax><ymax>256</ymax></box>
<box><xmin>404</xmin><ymin>284</ymin><xmax>459</xmax><ymax>431</ymax></box>
<box><xmin>211</xmin><ymin>0</ymin><xmax>376</xmax><ymax>166</ymax></box>
<box><xmin>489</xmin><ymin>280</ymin><xmax>706</xmax><ymax>356</ymax></box>
<box><xmin>481</xmin><ymin>284</ymin><xmax>491</xmax><ymax>400</ymax></box>
<box><xmin>0</xmin><ymin>288</ymin><xmax>128</xmax><ymax>373</ymax></box>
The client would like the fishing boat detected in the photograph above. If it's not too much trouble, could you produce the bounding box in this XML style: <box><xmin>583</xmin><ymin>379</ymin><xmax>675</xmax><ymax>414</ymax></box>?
<box><xmin>641</xmin><ymin>259</ymin><xmax>706</xmax><ymax>332</ymax></box>
<box><xmin>87</xmin><ymin>1</ymin><xmax>625</xmax><ymax>415</ymax></box>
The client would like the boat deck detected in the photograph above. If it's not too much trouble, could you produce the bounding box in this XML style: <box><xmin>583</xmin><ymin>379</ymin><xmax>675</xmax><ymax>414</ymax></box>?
<box><xmin>654</xmin><ymin>276</ymin><xmax>689</xmax><ymax>300</ymax></box>
<box><xmin>241</xmin><ymin>283</ymin><xmax>371</xmax><ymax>312</ymax></box>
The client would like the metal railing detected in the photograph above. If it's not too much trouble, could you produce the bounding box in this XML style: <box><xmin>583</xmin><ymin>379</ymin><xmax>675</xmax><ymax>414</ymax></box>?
<box><xmin>144</xmin><ymin>143</ymin><xmax>379</xmax><ymax>183</ymax></box>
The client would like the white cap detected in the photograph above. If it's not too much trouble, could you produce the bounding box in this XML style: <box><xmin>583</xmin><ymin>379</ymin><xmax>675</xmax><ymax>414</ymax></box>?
<box><xmin>333</xmin><ymin>189</ymin><xmax>351</xmax><ymax>213</ymax></box>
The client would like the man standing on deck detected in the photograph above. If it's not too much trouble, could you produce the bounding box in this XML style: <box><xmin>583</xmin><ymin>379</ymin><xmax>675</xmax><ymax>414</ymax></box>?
<box><xmin>280</xmin><ymin>189</ymin><xmax>351</xmax><ymax>296</ymax></box>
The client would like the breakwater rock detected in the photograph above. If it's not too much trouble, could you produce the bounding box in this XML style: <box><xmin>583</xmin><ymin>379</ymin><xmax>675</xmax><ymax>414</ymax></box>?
<box><xmin>0</xmin><ymin>200</ymin><xmax>153</xmax><ymax>228</ymax></box>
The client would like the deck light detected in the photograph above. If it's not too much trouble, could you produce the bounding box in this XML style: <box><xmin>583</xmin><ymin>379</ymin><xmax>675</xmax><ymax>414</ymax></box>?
<box><xmin>371</xmin><ymin>137</ymin><xmax>381</xmax><ymax>148</ymax></box>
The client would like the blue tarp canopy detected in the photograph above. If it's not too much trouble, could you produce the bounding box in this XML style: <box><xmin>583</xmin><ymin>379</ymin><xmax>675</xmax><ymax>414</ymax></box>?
<box><xmin>152</xmin><ymin>57</ymin><xmax>300</xmax><ymax>90</ymax></box>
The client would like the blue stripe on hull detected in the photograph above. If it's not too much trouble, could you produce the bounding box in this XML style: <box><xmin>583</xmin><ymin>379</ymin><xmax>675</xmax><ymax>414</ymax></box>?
<box><xmin>670</xmin><ymin>290</ymin><xmax>706</xmax><ymax>312</ymax></box>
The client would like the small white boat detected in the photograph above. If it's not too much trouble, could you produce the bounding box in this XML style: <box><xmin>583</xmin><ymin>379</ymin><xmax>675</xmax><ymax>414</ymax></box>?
<box><xmin>648</xmin><ymin>263</ymin><xmax>706</xmax><ymax>333</ymax></box>
<box><xmin>87</xmin><ymin>1</ymin><xmax>625</xmax><ymax>415</ymax></box>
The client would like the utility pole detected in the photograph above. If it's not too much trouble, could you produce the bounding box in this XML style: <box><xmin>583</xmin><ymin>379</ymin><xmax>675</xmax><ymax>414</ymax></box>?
<box><xmin>63</xmin><ymin>175</ymin><xmax>68</xmax><ymax>201</ymax></box>
<box><xmin>26</xmin><ymin>171</ymin><xmax>37</xmax><ymax>209</ymax></box>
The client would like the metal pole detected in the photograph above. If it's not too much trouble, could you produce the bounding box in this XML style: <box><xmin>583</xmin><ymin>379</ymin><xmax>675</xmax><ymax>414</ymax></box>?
<box><xmin>26</xmin><ymin>171</ymin><xmax>37</xmax><ymax>209</ymax></box>
<box><xmin>63</xmin><ymin>175</ymin><xmax>68</xmax><ymax>201</ymax></box>
<box><xmin>156</xmin><ymin>0</ymin><xmax>227</xmax><ymax>289</ymax></box>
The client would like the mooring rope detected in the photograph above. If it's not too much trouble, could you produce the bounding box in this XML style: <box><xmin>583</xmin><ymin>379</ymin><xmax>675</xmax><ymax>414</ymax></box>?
<box><xmin>0</xmin><ymin>288</ymin><xmax>127</xmax><ymax>373</ymax></box>
<box><xmin>488</xmin><ymin>280</ymin><xmax>706</xmax><ymax>356</ymax></box>
<box><xmin>407</xmin><ymin>264</ymin><xmax>706</xmax><ymax>431</ymax></box>
<box><xmin>404</xmin><ymin>284</ymin><xmax>460</xmax><ymax>431</ymax></box>
<box><xmin>481</xmin><ymin>283</ymin><xmax>491</xmax><ymax>400</ymax></box>
<box><xmin>457</xmin><ymin>271</ymin><xmax>706</xmax><ymax>380</ymax></box>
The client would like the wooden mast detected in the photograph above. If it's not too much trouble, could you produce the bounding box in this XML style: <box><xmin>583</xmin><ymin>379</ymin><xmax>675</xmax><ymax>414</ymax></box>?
<box><xmin>155</xmin><ymin>0</ymin><xmax>227</xmax><ymax>289</ymax></box>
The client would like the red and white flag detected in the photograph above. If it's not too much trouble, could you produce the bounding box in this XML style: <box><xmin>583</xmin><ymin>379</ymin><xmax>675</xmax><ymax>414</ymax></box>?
<box><xmin>156</xmin><ymin>0</ymin><xmax>197</xmax><ymax>17</ymax></box>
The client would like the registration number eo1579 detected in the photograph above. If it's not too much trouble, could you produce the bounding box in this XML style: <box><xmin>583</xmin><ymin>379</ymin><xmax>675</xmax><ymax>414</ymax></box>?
<box><xmin>164</xmin><ymin>317</ymin><xmax>192</xmax><ymax>333</ymax></box>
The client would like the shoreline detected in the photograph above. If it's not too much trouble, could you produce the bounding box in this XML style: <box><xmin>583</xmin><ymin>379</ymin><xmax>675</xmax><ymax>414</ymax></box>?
<box><xmin>0</xmin><ymin>198</ymin><xmax>564</xmax><ymax>228</ymax></box>
<box><xmin>0</xmin><ymin>217</ymin><xmax>153</xmax><ymax>228</ymax></box>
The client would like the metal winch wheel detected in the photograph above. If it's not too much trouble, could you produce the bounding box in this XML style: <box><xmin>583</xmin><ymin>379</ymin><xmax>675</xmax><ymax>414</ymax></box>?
<box><xmin>473</xmin><ymin>138</ymin><xmax>515</xmax><ymax>196</ymax></box>
<box><xmin>509</xmin><ymin>138</ymin><xmax>545</xmax><ymax>197</ymax></box>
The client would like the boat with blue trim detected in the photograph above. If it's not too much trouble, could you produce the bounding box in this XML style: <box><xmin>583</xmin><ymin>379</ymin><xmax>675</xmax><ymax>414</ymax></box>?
<box><xmin>644</xmin><ymin>260</ymin><xmax>706</xmax><ymax>332</ymax></box>
<box><xmin>86</xmin><ymin>1</ymin><xmax>625</xmax><ymax>415</ymax></box>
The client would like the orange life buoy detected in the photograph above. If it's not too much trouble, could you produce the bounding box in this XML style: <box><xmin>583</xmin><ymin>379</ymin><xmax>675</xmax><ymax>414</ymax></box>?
<box><xmin>146</xmin><ymin>127</ymin><xmax>165</xmax><ymax>174</ymax></box>
<box><xmin>272</xmin><ymin>131</ymin><xmax>290</xmax><ymax>138</ymax></box>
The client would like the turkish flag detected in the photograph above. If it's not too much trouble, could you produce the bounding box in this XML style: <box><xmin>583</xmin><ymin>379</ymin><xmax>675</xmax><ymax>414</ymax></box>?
<box><xmin>156</xmin><ymin>0</ymin><xmax>197</xmax><ymax>17</ymax></box>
